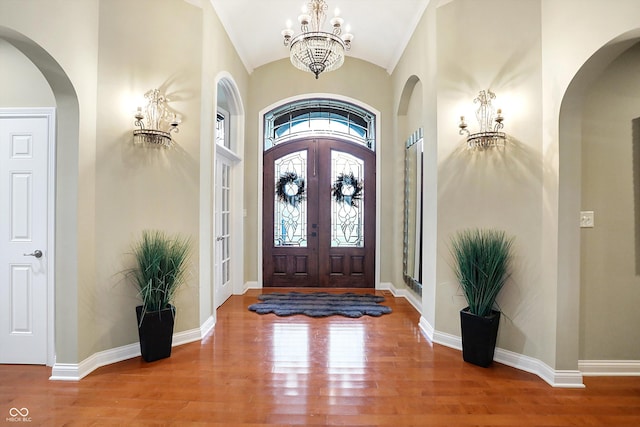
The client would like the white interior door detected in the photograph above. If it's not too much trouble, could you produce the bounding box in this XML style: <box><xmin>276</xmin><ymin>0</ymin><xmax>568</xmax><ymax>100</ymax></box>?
<box><xmin>0</xmin><ymin>111</ymin><xmax>51</xmax><ymax>364</ymax></box>
<box><xmin>214</xmin><ymin>157</ymin><xmax>233</xmax><ymax>308</ymax></box>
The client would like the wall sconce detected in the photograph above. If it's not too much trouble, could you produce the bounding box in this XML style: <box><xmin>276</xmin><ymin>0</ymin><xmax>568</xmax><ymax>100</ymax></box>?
<box><xmin>458</xmin><ymin>90</ymin><xmax>505</xmax><ymax>150</ymax></box>
<box><xmin>133</xmin><ymin>89</ymin><xmax>180</xmax><ymax>147</ymax></box>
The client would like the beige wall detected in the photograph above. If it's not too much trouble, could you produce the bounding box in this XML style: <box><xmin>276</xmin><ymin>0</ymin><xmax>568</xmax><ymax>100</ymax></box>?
<box><xmin>0</xmin><ymin>40</ymin><xmax>54</xmax><ymax>106</ymax></box>
<box><xmin>245</xmin><ymin>57</ymin><xmax>396</xmax><ymax>285</ymax></box>
<box><xmin>580</xmin><ymin>42</ymin><xmax>640</xmax><ymax>360</ymax></box>
<box><xmin>390</xmin><ymin>0</ymin><xmax>640</xmax><ymax>372</ymax></box>
<box><xmin>2</xmin><ymin>0</ymin><xmax>640</xmax><ymax>374</ymax></box>
<box><xmin>392</xmin><ymin>3</ymin><xmax>439</xmax><ymax>328</ymax></box>
<box><xmin>0</xmin><ymin>0</ymin><xmax>249</xmax><ymax>364</ymax></box>
<box><xmin>435</xmin><ymin>0</ymin><xmax>547</xmax><ymax>363</ymax></box>
<box><xmin>542</xmin><ymin>0</ymin><xmax>640</xmax><ymax>370</ymax></box>
<box><xmin>1</xmin><ymin>0</ymin><xmax>100</xmax><ymax>364</ymax></box>
<box><xmin>199</xmin><ymin>0</ymin><xmax>249</xmax><ymax>323</ymax></box>
<box><xmin>92</xmin><ymin>0</ymin><xmax>203</xmax><ymax>356</ymax></box>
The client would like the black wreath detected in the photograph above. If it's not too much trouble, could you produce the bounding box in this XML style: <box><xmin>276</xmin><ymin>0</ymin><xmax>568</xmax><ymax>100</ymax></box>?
<box><xmin>276</xmin><ymin>171</ymin><xmax>306</xmax><ymax>207</ymax></box>
<box><xmin>332</xmin><ymin>172</ymin><xmax>363</xmax><ymax>207</ymax></box>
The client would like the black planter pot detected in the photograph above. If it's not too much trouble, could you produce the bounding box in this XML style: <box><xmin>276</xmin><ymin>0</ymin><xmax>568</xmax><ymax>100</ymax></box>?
<box><xmin>460</xmin><ymin>307</ymin><xmax>500</xmax><ymax>368</ymax></box>
<box><xmin>136</xmin><ymin>304</ymin><xmax>175</xmax><ymax>362</ymax></box>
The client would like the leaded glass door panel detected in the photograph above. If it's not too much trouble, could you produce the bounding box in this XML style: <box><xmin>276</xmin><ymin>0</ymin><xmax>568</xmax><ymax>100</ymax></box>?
<box><xmin>263</xmin><ymin>140</ymin><xmax>319</xmax><ymax>287</ymax></box>
<box><xmin>318</xmin><ymin>140</ymin><xmax>375</xmax><ymax>287</ymax></box>
<box><xmin>263</xmin><ymin>138</ymin><xmax>375</xmax><ymax>288</ymax></box>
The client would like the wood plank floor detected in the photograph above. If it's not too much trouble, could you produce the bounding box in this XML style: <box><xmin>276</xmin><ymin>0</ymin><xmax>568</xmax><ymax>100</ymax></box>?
<box><xmin>1</xmin><ymin>289</ymin><xmax>640</xmax><ymax>426</ymax></box>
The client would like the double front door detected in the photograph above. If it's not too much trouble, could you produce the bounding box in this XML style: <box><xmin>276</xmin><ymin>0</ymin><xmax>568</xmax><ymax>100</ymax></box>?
<box><xmin>263</xmin><ymin>138</ymin><xmax>375</xmax><ymax>288</ymax></box>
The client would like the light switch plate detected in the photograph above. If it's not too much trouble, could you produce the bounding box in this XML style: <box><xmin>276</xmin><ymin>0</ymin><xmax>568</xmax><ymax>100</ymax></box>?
<box><xmin>580</xmin><ymin>211</ymin><xmax>594</xmax><ymax>228</ymax></box>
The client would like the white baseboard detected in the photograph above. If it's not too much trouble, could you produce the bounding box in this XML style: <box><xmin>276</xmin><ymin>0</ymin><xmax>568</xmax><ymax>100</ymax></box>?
<box><xmin>432</xmin><ymin>330</ymin><xmax>585</xmax><ymax>388</ymax></box>
<box><xmin>50</xmin><ymin>324</ymin><xmax>208</xmax><ymax>381</ymax></box>
<box><xmin>378</xmin><ymin>281</ymin><xmax>422</xmax><ymax>313</ymax></box>
<box><xmin>496</xmin><ymin>347</ymin><xmax>584</xmax><ymax>388</ymax></box>
<box><xmin>579</xmin><ymin>360</ymin><xmax>640</xmax><ymax>376</ymax></box>
<box><xmin>50</xmin><ymin>342</ymin><xmax>140</xmax><ymax>381</ymax></box>
<box><xmin>200</xmin><ymin>315</ymin><xmax>215</xmax><ymax>338</ymax></box>
<box><xmin>244</xmin><ymin>281</ymin><xmax>260</xmax><ymax>290</ymax></box>
<box><xmin>419</xmin><ymin>316</ymin><xmax>434</xmax><ymax>342</ymax></box>
<box><xmin>433</xmin><ymin>330</ymin><xmax>462</xmax><ymax>351</ymax></box>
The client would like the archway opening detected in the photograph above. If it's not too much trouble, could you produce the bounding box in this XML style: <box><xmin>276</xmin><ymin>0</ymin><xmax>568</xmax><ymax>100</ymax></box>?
<box><xmin>559</xmin><ymin>29</ymin><xmax>640</xmax><ymax>372</ymax></box>
<box><xmin>0</xmin><ymin>26</ymin><xmax>80</xmax><ymax>367</ymax></box>
<box><xmin>212</xmin><ymin>74</ymin><xmax>245</xmax><ymax>310</ymax></box>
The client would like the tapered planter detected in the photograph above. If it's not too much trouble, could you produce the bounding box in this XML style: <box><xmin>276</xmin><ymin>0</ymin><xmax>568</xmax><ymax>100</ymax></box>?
<box><xmin>136</xmin><ymin>304</ymin><xmax>175</xmax><ymax>362</ymax></box>
<box><xmin>460</xmin><ymin>307</ymin><xmax>500</xmax><ymax>368</ymax></box>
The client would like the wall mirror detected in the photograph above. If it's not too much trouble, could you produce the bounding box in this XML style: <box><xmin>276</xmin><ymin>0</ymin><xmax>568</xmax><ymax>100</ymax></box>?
<box><xmin>403</xmin><ymin>130</ymin><xmax>423</xmax><ymax>295</ymax></box>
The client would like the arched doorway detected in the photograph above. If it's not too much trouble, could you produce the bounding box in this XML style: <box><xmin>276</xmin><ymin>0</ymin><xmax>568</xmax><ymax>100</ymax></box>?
<box><xmin>0</xmin><ymin>27</ymin><xmax>80</xmax><ymax>368</ymax></box>
<box><xmin>261</xmin><ymin>98</ymin><xmax>377</xmax><ymax>288</ymax></box>
<box><xmin>559</xmin><ymin>31</ymin><xmax>640</xmax><ymax>372</ymax></box>
<box><xmin>212</xmin><ymin>73</ymin><xmax>244</xmax><ymax>308</ymax></box>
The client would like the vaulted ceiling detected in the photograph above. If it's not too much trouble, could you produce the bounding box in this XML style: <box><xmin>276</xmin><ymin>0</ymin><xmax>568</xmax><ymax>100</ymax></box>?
<box><xmin>209</xmin><ymin>0</ymin><xmax>431</xmax><ymax>74</ymax></box>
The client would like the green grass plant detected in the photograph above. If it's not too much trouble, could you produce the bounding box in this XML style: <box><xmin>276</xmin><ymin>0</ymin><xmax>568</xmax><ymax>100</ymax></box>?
<box><xmin>450</xmin><ymin>228</ymin><xmax>514</xmax><ymax>317</ymax></box>
<box><xmin>130</xmin><ymin>230</ymin><xmax>191</xmax><ymax>319</ymax></box>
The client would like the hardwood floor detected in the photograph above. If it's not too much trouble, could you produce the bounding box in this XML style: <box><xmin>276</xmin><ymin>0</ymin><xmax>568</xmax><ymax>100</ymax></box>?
<box><xmin>1</xmin><ymin>289</ymin><xmax>640</xmax><ymax>426</ymax></box>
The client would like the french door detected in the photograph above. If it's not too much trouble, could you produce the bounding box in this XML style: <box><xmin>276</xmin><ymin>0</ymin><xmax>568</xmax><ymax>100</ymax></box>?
<box><xmin>214</xmin><ymin>156</ymin><xmax>233</xmax><ymax>308</ymax></box>
<box><xmin>263</xmin><ymin>138</ymin><xmax>375</xmax><ymax>288</ymax></box>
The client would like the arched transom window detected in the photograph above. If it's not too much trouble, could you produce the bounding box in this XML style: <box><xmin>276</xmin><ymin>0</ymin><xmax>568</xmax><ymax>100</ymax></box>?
<box><xmin>264</xmin><ymin>98</ymin><xmax>376</xmax><ymax>150</ymax></box>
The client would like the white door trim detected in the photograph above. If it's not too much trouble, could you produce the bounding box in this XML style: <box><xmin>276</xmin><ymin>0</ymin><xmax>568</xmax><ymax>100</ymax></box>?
<box><xmin>257</xmin><ymin>93</ymin><xmax>381</xmax><ymax>289</ymax></box>
<box><xmin>0</xmin><ymin>108</ymin><xmax>56</xmax><ymax>366</ymax></box>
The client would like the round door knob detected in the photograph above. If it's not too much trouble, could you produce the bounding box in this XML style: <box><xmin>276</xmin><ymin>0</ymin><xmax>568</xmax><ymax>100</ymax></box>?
<box><xmin>24</xmin><ymin>250</ymin><xmax>43</xmax><ymax>258</ymax></box>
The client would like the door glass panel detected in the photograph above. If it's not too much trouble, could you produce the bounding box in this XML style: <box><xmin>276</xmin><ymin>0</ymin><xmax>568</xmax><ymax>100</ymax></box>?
<box><xmin>274</xmin><ymin>150</ymin><xmax>307</xmax><ymax>247</ymax></box>
<box><xmin>331</xmin><ymin>151</ymin><xmax>364</xmax><ymax>247</ymax></box>
<box><xmin>221</xmin><ymin>163</ymin><xmax>231</xmax><ymax>285</ymax></box>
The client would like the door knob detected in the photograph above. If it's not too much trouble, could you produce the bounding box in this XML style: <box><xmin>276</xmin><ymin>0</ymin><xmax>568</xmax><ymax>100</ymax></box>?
<box><xmin>216</xmin><ymin>236</ymin><xmax>224</xmax><ymax>241</ymax></box>
<box><xmin>24</xmin><ymin>250</ymin><xmax>43</xmax><ymax>258</ymax></box>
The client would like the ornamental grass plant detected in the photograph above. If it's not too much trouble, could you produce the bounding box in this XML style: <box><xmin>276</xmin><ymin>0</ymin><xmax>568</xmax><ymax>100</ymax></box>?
<box><xmin>450</xmin><ymin>228</ymin><xmax>514</xmax><ymax>317</ymax></box>
<box><xmin>130</xmin><ymin>230</ymin><xmax>191</xmax><ymax>320</ymax></box>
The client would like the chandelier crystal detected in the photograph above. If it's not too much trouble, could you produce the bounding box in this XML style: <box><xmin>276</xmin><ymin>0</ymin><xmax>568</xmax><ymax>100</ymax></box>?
<box><xmin>281</xmin><ymin>0</ymin><xmax>353</xmax><ymax>79</ymax></box>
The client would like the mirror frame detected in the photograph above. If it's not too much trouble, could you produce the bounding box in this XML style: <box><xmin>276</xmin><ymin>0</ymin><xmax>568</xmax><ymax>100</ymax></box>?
<box><xmin>402</xmin><ymin>129</ymin><xmax>423</xmax><ymax>295</ymax></box>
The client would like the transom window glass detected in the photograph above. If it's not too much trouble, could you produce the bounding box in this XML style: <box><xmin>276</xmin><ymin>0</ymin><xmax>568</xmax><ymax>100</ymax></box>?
<box><xmin>216</xmin><ymin>108</ymin><xmax>230</xmax><ymax>149</ymax></box>
<box><xmin>264</xmin><ymin>99</ymin><xmax>375</xmax><ymax>150</ymax></box>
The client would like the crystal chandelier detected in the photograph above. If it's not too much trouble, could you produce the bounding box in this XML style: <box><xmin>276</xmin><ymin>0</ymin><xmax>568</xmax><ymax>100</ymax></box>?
<box><xmin>458</xmin><ymin>90</ymin><xmax>506</xmax><ymax>150</ymax></box>
<box><xmin>281</xmin><ymin>0</ymin><xmax>353</xmax><ymax>79</ymax></box>
<box><xmin>133</xmin><ymin>89</ymin><xmax>180</xmax><ymax>147</ymax></box>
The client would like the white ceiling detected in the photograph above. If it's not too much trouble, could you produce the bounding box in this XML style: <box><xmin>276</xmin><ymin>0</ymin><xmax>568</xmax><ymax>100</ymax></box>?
<box><xmin>209</xmin><ymin>0</ymin><xmax>431</xmax><ymax>74</ymax></box>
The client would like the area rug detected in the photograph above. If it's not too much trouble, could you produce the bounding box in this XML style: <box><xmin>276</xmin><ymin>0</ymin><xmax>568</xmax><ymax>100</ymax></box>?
<box><xmin>248</xmin><ymin>292</ymin><xmax>392</xmax><ymax>318</ymax></box>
